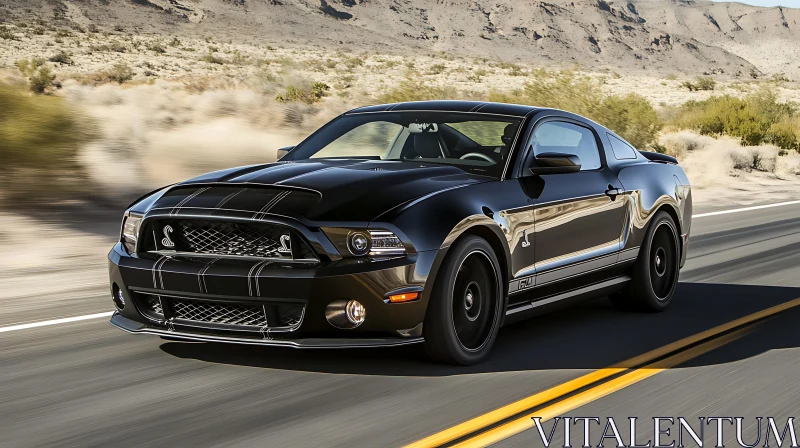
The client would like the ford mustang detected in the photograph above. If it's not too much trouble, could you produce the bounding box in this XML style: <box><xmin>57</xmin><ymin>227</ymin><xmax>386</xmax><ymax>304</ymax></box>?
<box><xmin>108</xmin><ymin>100</ymin><xmax>692</xmax><ymax>365</ymax></box>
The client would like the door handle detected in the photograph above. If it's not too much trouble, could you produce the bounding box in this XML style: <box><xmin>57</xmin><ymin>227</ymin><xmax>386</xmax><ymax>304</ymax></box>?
<box><xmin>605</xmin><ymin>185</ymin><xmax>623</xmax><ymax>200</ymax></box>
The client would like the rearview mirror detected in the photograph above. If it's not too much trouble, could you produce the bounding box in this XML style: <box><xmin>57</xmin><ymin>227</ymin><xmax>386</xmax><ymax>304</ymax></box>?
<box><xmin>276</xmin><ymin>146</ymin><xmax>295</xmax><ymax>160</ymax></box>
<box><xmin>528</xmin><ymin>152</ymin><xmax>581</xmax><ymax>175</ymax></box>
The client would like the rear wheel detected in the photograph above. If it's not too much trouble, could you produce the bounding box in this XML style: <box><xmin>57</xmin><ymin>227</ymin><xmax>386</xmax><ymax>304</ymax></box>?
<box><xmin>423</xmin><ymin>235</ymin><xmax>503</xmax><ymax>365</ymax></box>
<box><xmin>611</xmin><ymin>211</ymin><xmax>680</xmax><ymax>312</ymax></box>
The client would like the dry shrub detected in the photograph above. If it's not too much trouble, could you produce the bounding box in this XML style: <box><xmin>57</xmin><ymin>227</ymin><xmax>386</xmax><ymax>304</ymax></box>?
<box><xmin>658</xmin><ymin>131</ymin><xmax>717</xmax><ymax>158</ymax></box>
<box><xmin>665</xmin><ymin>130</ymin><xmax>793</xmax><ymax>188</ymax></box>
<box><xmin>378</xmin><ymin>77</ymin><xmax>458</xmax><ymax>103</ymax></box>
<box><xmin>728</xmin><ymin>145</ymin><xmax>780</xmax><ymax>172</ymax></box>
<box><xmin>775</xmin><ymin>152</ymin><xmax>800</xmax><ymax>177</ymax></box>
<box><xmin>77</xmin><ymin>63</ymin><xmax>134</xmax><ymax>85</ymax></box>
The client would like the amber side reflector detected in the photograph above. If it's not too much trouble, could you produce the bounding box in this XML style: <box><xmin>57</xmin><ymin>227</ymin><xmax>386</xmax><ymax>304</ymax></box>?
<box><xmin>388</xmin><ymin>292</ymin><xmax>419</xmax><ymax>303</ymax></box>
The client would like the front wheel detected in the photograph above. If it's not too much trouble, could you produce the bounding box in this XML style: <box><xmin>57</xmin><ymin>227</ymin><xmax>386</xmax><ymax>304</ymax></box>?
<box><xmin>611</xmin><ymin>211</ymin><xmax>680</xmax><ymax>312</ymax></box>
<box><xmin>423</xmin><ymin>235</ymin><xmax>503</xmax><ymax>365</ymax></box>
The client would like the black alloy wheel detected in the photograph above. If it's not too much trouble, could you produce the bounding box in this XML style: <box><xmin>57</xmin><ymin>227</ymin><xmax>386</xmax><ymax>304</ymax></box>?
<box><xmin>452</xmin><ymin>252</ymin><xmax>497</xmax><ymax>351</ymax></box>
<box><xmin>649</xmin><ymin>224</ymin><xmax>678</xmax><ymax>300</ymax></box>
<box><xmin>424</xmin><ymin>235</ymin><xmax>503</xmax><ymax>365</ymax></box>
<box><xmin>610</xmin><ymin>211</ymin><xmax>680</xmax><ymax>312</ymax></box>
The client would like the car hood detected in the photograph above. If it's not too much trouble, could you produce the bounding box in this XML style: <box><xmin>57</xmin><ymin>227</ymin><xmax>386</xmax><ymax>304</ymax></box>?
<box><xmin>144</xmin><ymin>159</ymin><xmax>488</xmax><ymax>223</ymax></box>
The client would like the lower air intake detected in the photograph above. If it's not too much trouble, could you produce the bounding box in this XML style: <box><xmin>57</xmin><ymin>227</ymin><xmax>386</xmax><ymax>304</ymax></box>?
<box><xmin>134</xmin><ymin>293</ymin><xmax>304</xmax><ymax>330</ymax></box>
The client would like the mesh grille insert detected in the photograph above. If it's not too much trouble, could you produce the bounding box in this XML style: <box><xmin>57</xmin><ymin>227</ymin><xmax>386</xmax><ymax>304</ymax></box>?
<box><xmin>134</xmin><ymin>293</ymin><xmax>304</xmax><ymax>330</ymax></box>
<box><xmin>172</xmin><ymin>300</ymin><xmax>268</xmax><ymax>327</ymax></box>
<box><xmin>146</xmin><ymin>219</ymin><xmax>317</xmax><ymax>260</ymax></box>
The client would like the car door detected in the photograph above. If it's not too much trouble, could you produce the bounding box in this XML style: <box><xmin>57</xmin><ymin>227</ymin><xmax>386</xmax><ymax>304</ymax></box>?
<box><xmin>507</xmin><ymin>118</ymin><xmax>628</xmax><ymax>295</ymax></box>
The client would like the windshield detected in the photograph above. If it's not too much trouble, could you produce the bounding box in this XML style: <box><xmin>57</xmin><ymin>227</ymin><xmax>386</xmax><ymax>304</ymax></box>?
<box><xmin>282</xmin><ymin>112</ymin><xmax>522</xmax><ymax>178</ymax></box>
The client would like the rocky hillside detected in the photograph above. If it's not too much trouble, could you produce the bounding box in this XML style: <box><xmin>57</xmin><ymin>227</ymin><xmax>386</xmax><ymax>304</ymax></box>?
<box><xmin>1</xmin><ymin>0</ymin><xmax>798</xmax><ymax>78</ymax></box>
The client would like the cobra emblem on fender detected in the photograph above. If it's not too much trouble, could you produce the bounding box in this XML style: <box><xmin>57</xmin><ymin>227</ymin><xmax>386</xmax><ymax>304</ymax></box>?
<box><xmin>161</xmin><ymin>225</ymin><xmax>175</xmax><ymax>248</ymax></box>
<box><xmin>278</xmin><ymin>234</ymin><xmax>292</xmax><ymax>255</ymax></box>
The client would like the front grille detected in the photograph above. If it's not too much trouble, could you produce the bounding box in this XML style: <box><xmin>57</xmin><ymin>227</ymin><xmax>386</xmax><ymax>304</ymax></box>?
<box><xmin>134</xmin><ymin>293</ymin><xmax>304</xmax><ymax>330</ymax></box>
<box><xmin>145</xmin><ymin>219</ymin><xmax>317</xmax><ymax>261</ymax></box>
<box><xmin>172</xmin><ymin>300</ymin><xmax>268</xmax><ymax>327</ymax></box>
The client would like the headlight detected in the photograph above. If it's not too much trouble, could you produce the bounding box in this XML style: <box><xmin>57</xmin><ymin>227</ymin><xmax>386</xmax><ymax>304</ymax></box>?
<box><xmin>368</xmin><ymin>231</ymin><xmax>405</xmax><ymax>256</ymax></box>
<box><xmin>323</xmin><ymin>228</ymin><xmax>407</xmax><ymax>258</ymax></box>
<box><xmin>121</xmin><ymin>213</ymin><xmax>142</xmax><ymax>253</ymax></box>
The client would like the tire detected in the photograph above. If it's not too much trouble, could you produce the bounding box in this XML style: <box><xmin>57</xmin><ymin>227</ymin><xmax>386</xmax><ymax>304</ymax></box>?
<box><xmin>423</xmin><ymin>235</ymin><xmax>503</xmax><ymax>365</ymax></box>
<box><xmin>611</xmin><ymin>211</ymin><xmax>680</xmax><ymax>312</ymax></box>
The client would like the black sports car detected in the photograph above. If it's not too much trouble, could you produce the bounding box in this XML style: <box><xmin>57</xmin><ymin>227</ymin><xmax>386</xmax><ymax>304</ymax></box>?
<box><xmin>108</xmin><ymin>100</ymin><xmax>691</xmax><ymax>365</ymax></box>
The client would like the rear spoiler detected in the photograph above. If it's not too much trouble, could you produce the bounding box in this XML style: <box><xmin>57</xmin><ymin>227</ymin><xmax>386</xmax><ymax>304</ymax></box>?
<box><xmin>640</xmin><ymin>151</ymin><xmax>678</xmax><ymax>164</ymax></box>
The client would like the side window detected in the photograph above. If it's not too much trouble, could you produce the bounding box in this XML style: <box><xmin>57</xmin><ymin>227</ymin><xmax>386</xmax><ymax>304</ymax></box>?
<box><xmin>529</xmin><ymin>121</ymin><xmax>601</xmax><ymax>170</ymax></box>
<box><xmin>607</xmin><ymin>133</ymin><xmax>638</xmax><ymax>160</ymax></box>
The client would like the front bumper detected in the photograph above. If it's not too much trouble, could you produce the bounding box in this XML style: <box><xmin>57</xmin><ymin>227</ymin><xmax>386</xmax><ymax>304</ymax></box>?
<box><xmin>108</xmin><ymin>242</ymin><xmax>435</xmax><ymax>347</ymax></box>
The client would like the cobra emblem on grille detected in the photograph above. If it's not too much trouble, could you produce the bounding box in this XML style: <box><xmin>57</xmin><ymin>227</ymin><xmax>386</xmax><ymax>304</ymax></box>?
<box><xmin>161</xmin><ymin>225</ymin><xmax>175</xmax><ymax>248</ymax></box>
<box><xmin>278</xmin><ymin>234</ymin><xmax>292</xmax><ymax>255</ymax></box>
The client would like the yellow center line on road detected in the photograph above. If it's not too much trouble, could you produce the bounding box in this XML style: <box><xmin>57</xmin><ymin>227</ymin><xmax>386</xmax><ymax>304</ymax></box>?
<box><xmin>452</xmin><ymin>327</ymin><xmax>753</xmax><ymax>448</ymax></box>
<box><xmin>404</xmin><ymin>297</ymin><xmax>800</xmax><ymax>448</ymax></box>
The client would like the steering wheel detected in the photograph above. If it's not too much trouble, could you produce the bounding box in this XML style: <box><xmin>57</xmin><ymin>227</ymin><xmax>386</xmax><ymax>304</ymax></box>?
<box><xmin>459</xmin><ymin>152</ymin><xmax>495</xmax><ymax>163</ymax></box>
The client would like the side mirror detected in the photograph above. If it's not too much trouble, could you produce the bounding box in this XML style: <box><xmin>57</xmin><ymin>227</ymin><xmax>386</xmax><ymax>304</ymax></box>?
<box><xmin>528</xmin><ymin>152</ymin><xmax>581</xmax><ymax>175</ymax></box>
<box><xmin>276</xmin><ymin>146</ymin><xmax>295</xmax><ymax>160</ymax></box>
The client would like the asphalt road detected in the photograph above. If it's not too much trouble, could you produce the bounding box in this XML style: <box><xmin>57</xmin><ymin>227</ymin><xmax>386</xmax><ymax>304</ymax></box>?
<box><xmin>1</xmin><ymin>202</ymin><xmax>799</xmax><ymax>448</ymax></box>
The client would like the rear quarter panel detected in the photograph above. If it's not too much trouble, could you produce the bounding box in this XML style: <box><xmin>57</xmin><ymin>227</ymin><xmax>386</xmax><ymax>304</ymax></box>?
<box><xmin>615</xmin><ymin>161</ymin><xmax>692</xmax><ymax>258</ymax></box>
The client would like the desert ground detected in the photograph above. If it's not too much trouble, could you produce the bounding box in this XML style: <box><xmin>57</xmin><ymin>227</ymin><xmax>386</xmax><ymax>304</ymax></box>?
<box><xmin>3</xmin><ymin>24</ymin><xmax>800</xmax><ymax>202</ymax></box>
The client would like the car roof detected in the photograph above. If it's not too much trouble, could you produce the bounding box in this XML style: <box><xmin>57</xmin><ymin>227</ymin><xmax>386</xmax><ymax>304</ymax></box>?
<box><xmin>346</xmin><ymin>100</ymin><xmax>541</xmax><ymax>118</ymax></box>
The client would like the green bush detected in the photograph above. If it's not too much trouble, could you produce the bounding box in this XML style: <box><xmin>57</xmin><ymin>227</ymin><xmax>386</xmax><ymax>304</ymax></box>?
<box><xmin>669</xmin><ymin>86</ymin><xmax>799</xmax><ymax>148</ymax></box>
<box><xmin>48</xmin><ymin>50</ymin><xmax>73</xmax><ymax>65</ymax></box>
<box><xmin>201</xmin><ymin>52</ymin><xmax>226</xmax><ymax>65</ymax></box>
<box><xmin>16</xmin><ymin>59</ymin><xmax>58</xmax><ymax>94</ymax></box>
<box><xmin>29</xmin><ymin>66</ymin><xmax>57</xmax><ymax>94</ymax></box>
<box><xmin>147</xmin><ymin>42</ymin><xmax>166</xmax><ymax>54</ymax></box>
<box><xmin>428</xmin><ymin>63</ymin><xmax>446</xmax><ymax>75</ymax></box>
<box><xmin>681</xmin><ymin>76</ymin><xmax>716</xmax><ymax>91</ymax></box>
<box><xmin>0</xmin><ymin>25</ymin><xmax>17</xmax><ymax>40</ymax></box>
<box><xmin>275</xmin><ymin>82</ymin><xmax>330</xmax><ymax>104</ymax></box>
<box><xmin>342</xmin><ymin>57</ymin><xmax>364</xmax><ymax>70</ymax></box>
<box><xmin>489</xmin><ymin>69</ymin><xmax>661</xmax><ymax>148</ymax></box>
<box><xmin>766</xmin><ymin>119</ymin><xmax>800</xmax><ymax>151</ymax></box>
<box><xmin>0</xmin><ymin>85</ymin><xmax>90</xmax><ymax>202</ymax></box>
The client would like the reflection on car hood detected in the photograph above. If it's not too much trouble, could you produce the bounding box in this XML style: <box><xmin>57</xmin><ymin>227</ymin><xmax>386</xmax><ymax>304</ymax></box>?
<box><xmin>149</xmin><ymin>159</ymin><xmax>489</xmax><ymax>222</ymax></box>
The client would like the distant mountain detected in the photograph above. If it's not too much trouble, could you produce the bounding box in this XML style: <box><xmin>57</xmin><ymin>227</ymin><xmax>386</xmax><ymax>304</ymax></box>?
<box><xmin>2</xmin><ymin>0</ymin><xmax>799</xmax><ymax>78</ymax></box>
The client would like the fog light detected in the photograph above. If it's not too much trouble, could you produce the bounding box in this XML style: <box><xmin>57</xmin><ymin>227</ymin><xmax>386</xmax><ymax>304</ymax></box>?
<box><xmin>112</xmin><ymin>285</ymin><xmax>125</xmax><ymax>310</ymax></box>
<box><xmin>345</xmin><ymin>300</ymin><xmax>366</xmax><ymax>325</ymax></box>
<box><xmin>325</xmin><ymin>299</ymin><xmax>366</xmax><ymax>329</ymax></box>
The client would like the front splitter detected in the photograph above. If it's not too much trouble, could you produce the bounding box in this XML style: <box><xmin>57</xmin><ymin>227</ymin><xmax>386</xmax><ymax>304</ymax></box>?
<box><xmin>110</xmin><ymin>312</ymin><xmax>424</xmax><ymax>349</ymax></box>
